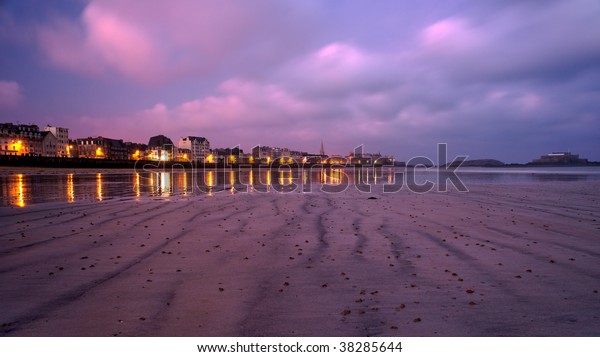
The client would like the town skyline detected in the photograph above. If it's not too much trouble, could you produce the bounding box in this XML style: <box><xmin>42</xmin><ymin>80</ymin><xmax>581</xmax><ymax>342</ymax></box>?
<box><xmin>1</xmin><ymin>121</ymin><xmax>401</xmax><ymax>166</ymax></box>
<box><xmin>1</xmin><ymin>1</ymin><xmax>599</xmax><ymax>162</ymax></box>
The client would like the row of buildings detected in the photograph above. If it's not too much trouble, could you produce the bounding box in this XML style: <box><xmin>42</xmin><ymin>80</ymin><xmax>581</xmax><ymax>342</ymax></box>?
<box><xmin>0</xmin><ymin>122</ymin><xmax>394</xmax><ymax>165</ymax></box>
<box><xmin>1</xmin><ymin>123</ymin><xmax>69</xmax><ymax>157</ymax></box>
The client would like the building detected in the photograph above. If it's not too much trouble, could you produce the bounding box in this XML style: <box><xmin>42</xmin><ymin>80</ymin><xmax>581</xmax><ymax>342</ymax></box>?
<box><xmin>0</xmin><ymin>123</ymin><xmax>43</xmax><ymax>156</ymax></box>
<box><xmin>251</xmin><ymin>145</ymin><xmax>303</xmax><ymax>164</ymax></box>
<box><xmin>125</xmin><ymin>142</ymin><xmax>147</xmax><ymax>160</ymax></box>
<box><xmin>40</xmin><ymin>131</ymin><xmax>58</xmax><ymax>157</ymax></box>
<box><xmin>212</xmin><ymin>147</ymin><xmax>243</xmax><ymax>164</ymax></box>
<box><xmin>68</xmin><ymin>139</ymin><xmax>79</xmax><ymax>158</ymax></box>
<box><xmin>178</xmin><ymin>136</ymin><xmax>210</xmax><ymax>162</ymax></box>
<box><xmin>75</xmin><ymin>137</ymin><xmax>109</xmax><ymax>159</ymax></box>
<box><xmin>74</xmin><ymin>136</ymin><xmax>129</xmax><ymax>160</ymax></box>
<box><xmin>251</xmin><ymin>145</ymin><xmax>273</xmax><ymax>164</ymax></box>
<box><xmin>347</xmin><ymin>152</ymin><xmax>394</xmax><ymax>166</ymax></box>
<box><xmin>148</xmin><ymin>135</ymin><xmax>175</xmax><ymax>161</ymax></box>
<box><xmin>107</xmin><ymin>138</ymin><xmax>128</xmax><ymax>160</ymax></box>
<box><xmin>531</xmin><ymin>152</ymin><xmax>588</xmax><ymax>165</ymax></box>
<box><xmin>177</xmin><ymin>148</ymin><xmax>192</xmax><ymax>162</ymax></box>
<box><xmin>44</xmin><ymin>125</ymin><xmax>69</xmax><ymax>157</ymax></box>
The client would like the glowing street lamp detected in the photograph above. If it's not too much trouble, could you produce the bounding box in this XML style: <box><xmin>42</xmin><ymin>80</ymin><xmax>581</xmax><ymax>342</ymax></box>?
<box><xmin>13</xmin><ymin>140</ymin><xmax>22</xmax><ymax>154</ymax></box>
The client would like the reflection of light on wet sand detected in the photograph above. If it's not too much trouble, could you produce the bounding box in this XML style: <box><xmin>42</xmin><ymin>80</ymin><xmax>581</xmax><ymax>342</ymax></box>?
<box><xmin>16</xmin><ymin>174</ymin><xmax>25</xmax><ymax>207</ymax></box>
<box><xmin>266</xmin><ymin>170</ymin><xmax>271</xmax><ymax>192</ymax></box>
<box><xmin>229</xmin><ymin>171</ymin><xmax>235</xmax><ymax>194</ymax></box>
<box><xmin>206</xmin><ymin>171</ymin><xmax>215</xmax><ymax>196</ymax></box>
<box><xmin>182</xmin><ymin>172</ymin><xmax>188</xmax><ymax>196</ymax></box>
<box><xmin>96</xmin><ymin>173</ymin><xmax>103</xmax><ymax>201</ymax></box>
<box><xmin>67</xmin><ymin>173</ymin><xmax>75</xmax><ymax>203</ymax></box>
<box><xmin>277</xmin><ymin>170</ymin><xmax>293</xmax><ymax>186</ymax></box>
<box><xmin>206</xmin><ymin>171</ymin><xmax>215</xmax><ymax>187</ymax></box>
<box><xmin>328</xmin><ymin>169</ymin><xmax>342</xmax><ymax>185</ymax></box>
<box><xmin>147</xmin><ymin>173</ymin><xmax>156</xmax><ymax>195</ymax></box>
<box><xmin>388</xmin><ymin>170</ymin><xmax>394</xmax><ymax>184</ymax></box>
<box><xmin>160</xmin><ymin>172</ymin><xmax>171</xmax><ymax>196</ymax></box>
<box><xmin>134</xmin><ymin>173</ymin><xmax>141</xmax><ymax>198</ymax></box>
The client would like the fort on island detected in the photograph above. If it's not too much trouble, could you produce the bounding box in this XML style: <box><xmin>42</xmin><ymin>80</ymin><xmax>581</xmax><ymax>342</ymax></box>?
<box><xmin>0</xmin><ymin>122</ymin><xmax>394</xmax><ymax>166</ymax></box>
<box><xmin>530</xmin><ymin>152</ymin><xmax>589</xmax><ymax>165</ymax></box>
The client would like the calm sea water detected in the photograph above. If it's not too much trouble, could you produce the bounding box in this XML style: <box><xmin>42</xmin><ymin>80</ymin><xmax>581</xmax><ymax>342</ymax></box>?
<box><xmin>1</xmin><ymin>166</ymin><xmax>599</xmax><ymax>207</ymax></box>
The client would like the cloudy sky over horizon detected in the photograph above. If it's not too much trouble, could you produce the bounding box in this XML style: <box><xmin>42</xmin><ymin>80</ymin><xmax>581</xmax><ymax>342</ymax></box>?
<box><xmin>1</xmin><ymin>0</ymin><xmax>599</xmax><ymax>162</ymax></box>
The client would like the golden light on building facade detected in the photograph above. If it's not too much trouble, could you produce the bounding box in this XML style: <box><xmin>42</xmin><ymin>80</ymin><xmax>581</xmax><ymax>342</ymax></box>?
<box><xmin>11</xmin><ymin>140</ymin><xmax>24</xmax><ymax>155</ymax></box>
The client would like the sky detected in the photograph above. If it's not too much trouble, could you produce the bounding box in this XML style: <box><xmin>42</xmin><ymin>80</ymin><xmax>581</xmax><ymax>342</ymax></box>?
<box><xmin>1</xmin><ymin>0</ymin><xmax>599</xmax><ymax>163</ymax></box>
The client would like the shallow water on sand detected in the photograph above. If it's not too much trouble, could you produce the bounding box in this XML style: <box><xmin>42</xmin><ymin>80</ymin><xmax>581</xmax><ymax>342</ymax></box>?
<box><xmin>1</xmin><ymin>166</ymin><xmax>600</xmax><ymax>207</ymax></box>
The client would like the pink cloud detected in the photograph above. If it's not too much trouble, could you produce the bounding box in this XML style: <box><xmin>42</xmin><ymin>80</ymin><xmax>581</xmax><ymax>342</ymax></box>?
<box><xmin>34</xmin><ymin>0</ymin><xmax>312</xmax><ymax>84</ymax></box>
<box><xmin>0</xmin><ymin>80</ymin><xmax>23</xmax><ymax>109</ymax></box>
<box><xmin>421</xmin><ymin>18</ymin><xmax>475</xmax><ymax>47</ymax></box>
<box><xmin>37</xmin><ymin>17</ymin><xmax>105</xmax><ymax>75</ymax></box>
<box><xmin>68</xmin><ymin>76</ymin><xmax>347</xmax><ymax>150</ymax></box>
<box><xmin>279</xmin><ymin>42</ymin><xmax>399</xmax><ymax>98</ymax></box>
<box><xmin>36</xmin><ymin>3</ymin><xmax>169</xmax><ymax>83</ymax></box>
<box><xmin>517</xmin><ymin>93</ymin><xmax>542</xmax><ymax>111</ymax></box>
<box><xmin>83</xmin><ymin>4</ymin><xmax>165</xmax><ymax>82</ymax></box>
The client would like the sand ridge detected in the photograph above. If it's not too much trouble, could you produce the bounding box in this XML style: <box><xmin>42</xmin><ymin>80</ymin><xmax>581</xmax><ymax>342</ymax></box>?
<box><xmin>0</xmin><ymin>182</ymin><xmax>599</xmax><ymax>336</ymax></box>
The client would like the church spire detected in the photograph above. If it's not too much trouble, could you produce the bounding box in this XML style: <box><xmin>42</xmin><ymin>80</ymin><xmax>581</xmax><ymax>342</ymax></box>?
<box><xmin>319</xmin><ymin>140</ymin><xmax>325</xmax><ymax>156</ymax></box>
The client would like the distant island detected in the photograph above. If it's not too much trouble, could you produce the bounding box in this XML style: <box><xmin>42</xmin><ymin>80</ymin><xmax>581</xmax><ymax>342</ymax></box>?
<box><xmin>445</xmin><ymin>152</ymin><xmax>599</xmax><ymax>168</ymax></box>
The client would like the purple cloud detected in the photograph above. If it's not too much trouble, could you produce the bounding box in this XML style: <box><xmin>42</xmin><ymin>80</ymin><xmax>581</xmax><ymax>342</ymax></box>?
<box><xmin>1</xmin><ymin>0</ymin><xmax>599</xmax><ymax>161</ymax></box>
<box><xmin>0</xmin><ymin>80</ymin><xmax>22</xmax><ymax>108</ymax></box>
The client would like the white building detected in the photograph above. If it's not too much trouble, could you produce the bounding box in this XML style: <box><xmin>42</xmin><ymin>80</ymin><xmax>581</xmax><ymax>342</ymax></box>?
<box><xmin>45</xmin><ymin>125</ymin><xmax>69</xmax><ymax>157</ymax></box>
<box><xmin>178</xmin><ymin>136</ymin><xmax>210</xmax><ymax>162</ymax></box>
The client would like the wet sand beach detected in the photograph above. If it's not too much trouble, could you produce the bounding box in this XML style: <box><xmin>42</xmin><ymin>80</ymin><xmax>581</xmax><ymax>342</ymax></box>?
<box><xmin>1</xmin><ymin>181</ymin><xmax>599</xmax><ymax>336</ymax></box>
